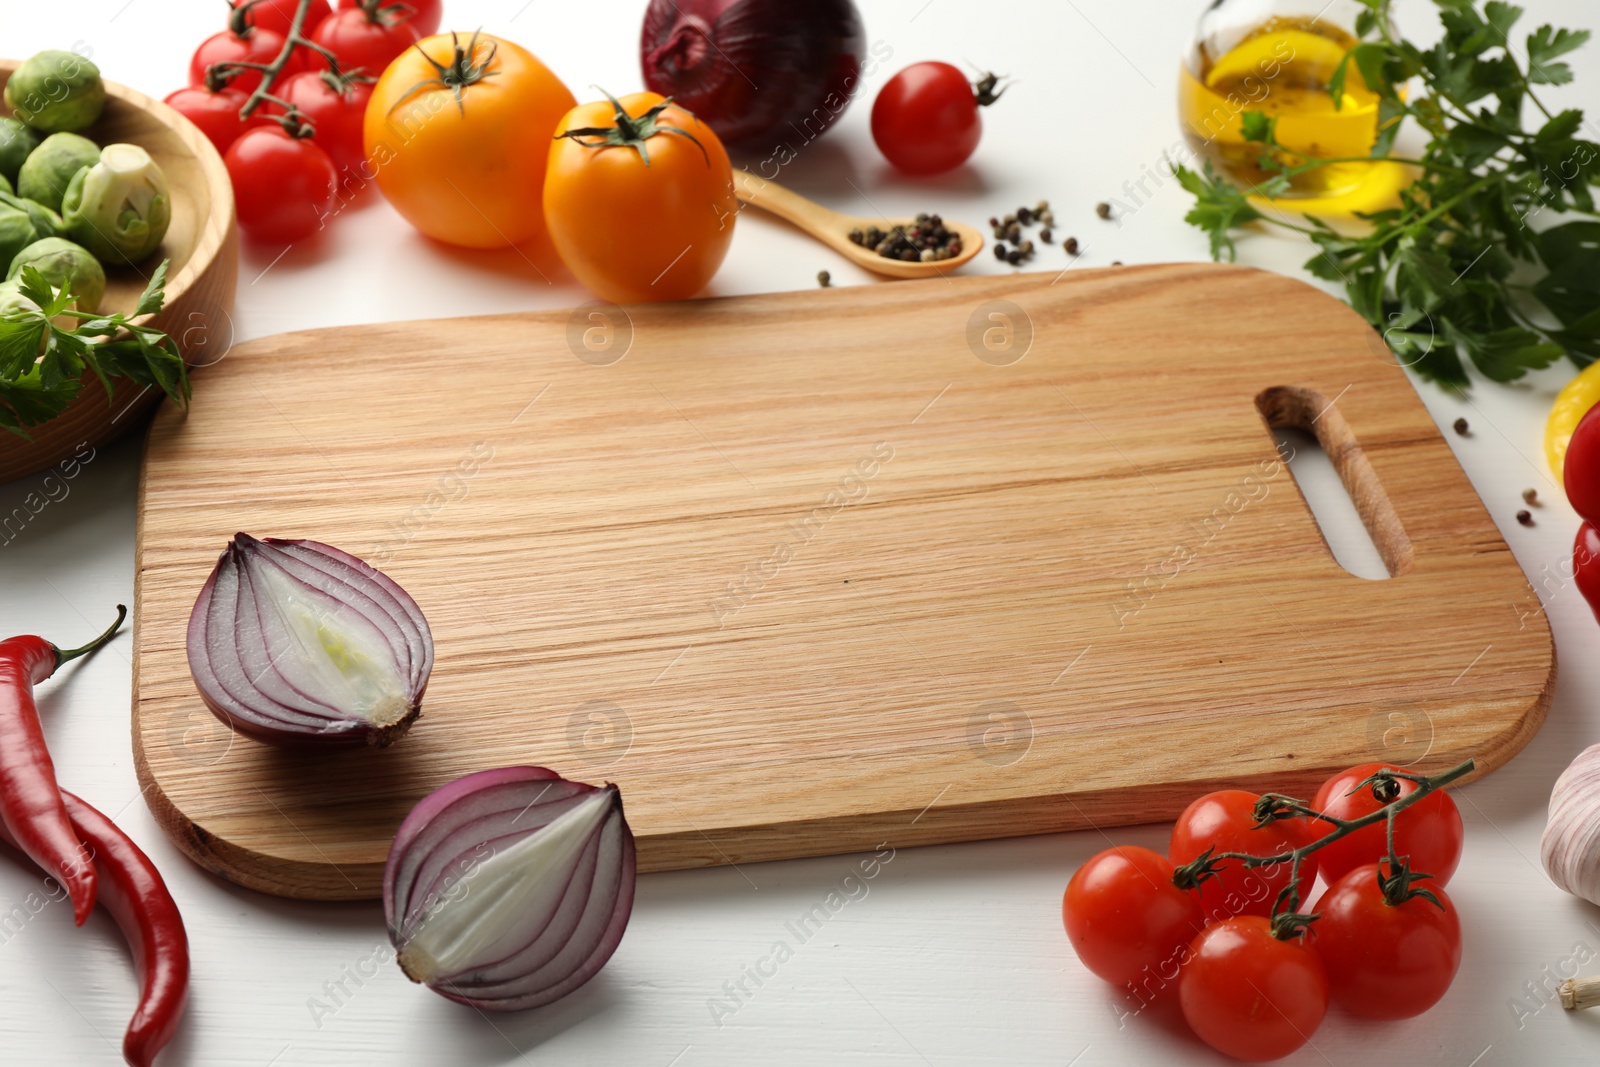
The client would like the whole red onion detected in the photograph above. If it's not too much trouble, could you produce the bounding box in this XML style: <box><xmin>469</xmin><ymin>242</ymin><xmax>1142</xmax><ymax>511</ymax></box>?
<box><xmin>640</xmin><ymin>0</ymin><xmax>866</xmax><ymax>151</ymax></box>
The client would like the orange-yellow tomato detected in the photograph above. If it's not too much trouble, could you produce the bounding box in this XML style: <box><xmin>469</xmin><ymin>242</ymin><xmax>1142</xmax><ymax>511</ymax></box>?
<box><xmin>544</xmin><ymin>92</ymin><xmax>736</xmax><ymax>303</ymax></box>
<box><xmin>364</xmin><ymin>33</ymin><xmax>574</xmax><ymax>248</ymax></box>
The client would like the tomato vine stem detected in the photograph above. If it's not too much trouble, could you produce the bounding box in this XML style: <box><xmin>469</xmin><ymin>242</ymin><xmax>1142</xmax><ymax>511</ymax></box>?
<box><xmin>1172</xmin><ymin>759</ymin><xmax>1474</xmax><ymax>934</ymax></box>
<box><xmin>207</xmin><ymin>0</ymin><xmax>345</xmax><ymax>130</ymax></box>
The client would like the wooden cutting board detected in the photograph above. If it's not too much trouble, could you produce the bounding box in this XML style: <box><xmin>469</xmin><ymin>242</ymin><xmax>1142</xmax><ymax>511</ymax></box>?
<box><xmin>132</xmin><ymin>265</ymin><xmax>1554</xmax><ymax>900</ymax></box>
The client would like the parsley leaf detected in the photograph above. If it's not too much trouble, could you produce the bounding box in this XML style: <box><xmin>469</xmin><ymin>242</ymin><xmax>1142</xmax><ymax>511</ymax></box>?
<box><xmin>1176</xmin><ymin>0</ymin><xmax>1600</xmax><ymax>387</ymax></box>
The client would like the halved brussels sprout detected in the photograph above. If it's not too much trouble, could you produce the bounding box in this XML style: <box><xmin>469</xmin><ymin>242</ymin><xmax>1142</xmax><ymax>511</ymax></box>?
<box><xmin>4</xmin><ymin>51</ymin><xmax>106</xmax><ymax>134</ymax></box>
<box><xmin>16</xmin><ymin>132</ymin><xmax>100</xmax><ymax>212</ymax></box>
<box><xmin>61</xmin><ymin>143</ymin><xmax>170</xmax><ymax>265</ymax></box>
<box><xmin>7</xmin><ymin>236</ymin><xmax>105</xmax><ymax>314</ymax></box>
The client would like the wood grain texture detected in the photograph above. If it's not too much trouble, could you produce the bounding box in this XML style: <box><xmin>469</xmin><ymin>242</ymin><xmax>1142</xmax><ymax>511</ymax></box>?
<box><xmin>0</xmin><ymin>57</ymin><xmax>237</xmax><ymax>485</ymax></box>
<box><xmin>132</xmin><ymin>265</ymin><xmax>1554</xmax><ymax>900</ymax></box>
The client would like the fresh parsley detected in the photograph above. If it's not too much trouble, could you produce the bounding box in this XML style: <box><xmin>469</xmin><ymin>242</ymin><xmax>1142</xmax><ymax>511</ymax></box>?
<box><xmin>0</xmin><ymin>260</ymin><xmax>189</xmax><ymax>436</ymax></box>
<box><xmin>1175</xmin><ymin>0</ymin><xmax>1600</xmax><ymax>388</ymax></box>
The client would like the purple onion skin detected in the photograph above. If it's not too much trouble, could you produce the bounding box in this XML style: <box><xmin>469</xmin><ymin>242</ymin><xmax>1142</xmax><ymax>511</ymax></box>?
<box><xmin>185</xmin><ymin>534</ymin><xmax>433</xmax><ymax>750</ymax></box>
<box><xmin>641</xmin><ymin>0</ymin><xmax>865</xmax><ymax>150</ymax></box>
<box><xmin>384</xmin><ymin>767</ymin><xmax>637</xmax><ymax>1012</ymax></box>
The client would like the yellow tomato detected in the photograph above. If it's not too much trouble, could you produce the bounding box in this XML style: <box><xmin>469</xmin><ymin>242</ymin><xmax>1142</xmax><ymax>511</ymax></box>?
<box><xmin>1546</xmin><ymin>361</ymin><xmax>1600</xmax><ymax>483</ymax></box>
<box><xmin>364</xmin><ymin>32</ymin><xmax>574</xmax><ymax>248</ymax></box>
<box><xmin>544</xmin><ymin>92</ymin><xmax>736</xmax><ymax>303</ymax></box>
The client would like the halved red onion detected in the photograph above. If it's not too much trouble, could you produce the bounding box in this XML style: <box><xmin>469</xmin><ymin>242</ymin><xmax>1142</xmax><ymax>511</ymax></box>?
<box><xmin>384</xmin><ymin>767</ymin><xmax>636</xmax><ymax>1011</ymax></box>
<box><xmin>185</xmin><ymin>533</ymin><xmax>433</xmax><ymax>748</ymax></box>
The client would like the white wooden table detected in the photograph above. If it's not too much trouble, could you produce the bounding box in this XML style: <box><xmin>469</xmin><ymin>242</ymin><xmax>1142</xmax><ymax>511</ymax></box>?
<box><xmin>3</xmin><ymin>1</ymin><xmax>1598</xmax><ymax>1062</ymax></box>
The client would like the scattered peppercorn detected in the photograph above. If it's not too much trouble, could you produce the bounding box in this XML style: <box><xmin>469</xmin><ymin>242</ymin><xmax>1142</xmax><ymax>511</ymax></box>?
<box><xmin>1035</xmin><ymin>199</ymin><xmax>1050</xmax><ymax>214</ymax></box>
<box><xmin>1006</xmin><ymin>222</ymin><xmax>1023</xmax><ymax>243</ymax></box>
<box><xmin>1111</xmin><ymin>260</ymin><xmax>1123</xmax><ymax>266</ymax></box>
<box><xmin>848</xmin><ymin>213</ymin><xmax>963</xmax><ymax>262</ymax></box>
<box><xmin>817</xmin><ymin>270</ymin><xmax>831</xmax><ymax>288</ymax></box>
<box><xmin>1040</xmin><ymin>228</ymin><xmax>1053</xmax><ymax>243</ymax></box>
<box><xmin>994</xmin><ymin>242</ymin><xmax>1008</xmax><ymax>260</ymax></box>
<box><xmin>1007</xmin><ymin>250</ymin><xmax>1023</xmax><ymax>265</ymax></box>
<box><xmin>1523</xmin><ymin>488</ymin><xmax>1539</xmax><ymax>505</ymax></box>
<box><xmin>1517</xmin><ymin>509</ymin><xmax>1534</xmax><ymax>526</ymax></box>
<box><xmin>1018</xmin><ymin>206</ymin><xmax>1033</xmax><ymax>225</ymax></box>
<box><xmin>1065</xmin><ymin>236</ymin><xmax>1080</xmax><ymax>255</ymax></box>
<box><xmin>1453</xmin><ymin>417</ymin><xmax>1469</xmax><ymax>435</ymax></box>
<box><xmin>1096</xmin><ymin>201</ymin><xmax>1112</xmax><ymax>219</ymax></box>
<box><xmin>988</xmin><ymin>216</ymin><xmax>999</xmax><ymax>228</ymax></box>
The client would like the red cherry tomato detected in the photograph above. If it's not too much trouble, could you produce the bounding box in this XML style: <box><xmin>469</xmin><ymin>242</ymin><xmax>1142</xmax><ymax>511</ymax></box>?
<box><xmin>1565</xmin><ymin>404</ymin><xmax>1600</xmax><ymax>524</ymax></box>
<box><xmin>266</xmin><ymin>70</ymin><xmax>372</xmax><ymax>174</ymax></box>
<box><xmin>163</xmin><ymin>85</ymin><xmax>268</xmax><ymax>155</ymax></box>
<box><xmin>309</xmin><ymin>4</ymin><xmax>422</xmax><ymax>78</ymax></box>
<box><xmin>1179</xmin><ymin>917</ymin><xmax>1329</xmax><ymax>1061</ymax></box>
<box><xmin>1062</xmin><ymin>846</ymin><xmax>1204</xmax><ymax>994</ymax></box>
<box><xmin>339</xmin><ymin>0</ymin><xmax>442</xmax><ymax>38</ymax></box>
<box><xmin>224</xmin><ymin>126</ymin><xmax>338</xmax><ymax>242</ymax></box>
<box><xmin>1169</xmin><ymin>790</ymin><xmax>1319</xmax><ymax>923</ymax></box>
<box><xmin>190</xmin><ymin>26</ymin><xmax>304</xmax><ymax>95</ymax></box>
<box><xmin>870</xmin><ymin>62</ymin><xmax>1001</xmax><ymax>175</ymax></box>
<box><xmin>1310</xmin><ymin>864</ymin><xmax>1462</xmax><ymax>1019</ymax></box>
<box><xmin>1312</xmin><ymin>763</ymin><xmax>1464</xmax><ymax>887</ymax></box>
<box><xmin>231</xmin><ymin>0</ymin><xmax>332</xmax><ymax>36</ymax></box>
<box><xmin>1575</xmin><ymin>521</ymin><xmax>1600</xmax><ymax>624</ymax></box>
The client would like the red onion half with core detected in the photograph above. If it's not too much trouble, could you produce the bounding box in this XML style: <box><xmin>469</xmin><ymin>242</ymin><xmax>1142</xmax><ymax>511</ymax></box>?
<box><xmin>384</xmin><ymin>767</ymin><xmax>636</xmax><ymax>1010</ymax></box>
<box><xmin>640</xmin><ymin>0</ymin><xmax>866</xmax><ymax>150</ymax></box>
<box><xmin>186</xmin><ymin>533</ymin><xmax>433</xmax><ymax>748</ymax></box>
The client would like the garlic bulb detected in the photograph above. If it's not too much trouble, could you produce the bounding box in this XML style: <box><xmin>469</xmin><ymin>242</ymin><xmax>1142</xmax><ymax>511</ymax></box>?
<box><xmin>1542</xmin><ymin>744</ymin><xmax>1600</xmax><ymax>904</ymax></box>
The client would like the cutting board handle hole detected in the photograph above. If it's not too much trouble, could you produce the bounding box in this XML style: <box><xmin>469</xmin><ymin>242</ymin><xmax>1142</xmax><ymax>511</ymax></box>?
<box><xmin>1256</xmin><ymin>386</ymin><xmax>1413</xmax><ymax>580</ymax></box>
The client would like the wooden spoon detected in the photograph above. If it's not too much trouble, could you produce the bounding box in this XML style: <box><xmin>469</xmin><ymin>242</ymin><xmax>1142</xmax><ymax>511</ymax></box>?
<box><xmin>732</xmin><ymin>170</ymin><xmax>985</xmax><ymax>279</ymax></box>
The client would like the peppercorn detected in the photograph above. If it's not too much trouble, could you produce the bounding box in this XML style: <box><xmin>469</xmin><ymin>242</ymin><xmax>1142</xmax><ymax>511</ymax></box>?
<box><xmin>1517</xmin><ymin>509</ymin><xmax>1534</xmax><ymax>526</ymax></box>
<box><xmin>1003</xmin><ymin>213</ymin><xmax>1016</xmax><ymax>226</ymax></box>
<box><xmin>817</xmin><ymin>270</ymin><xmax>831</xmax><ymax>287</ymax></box>
<box><xmin>1096</xmin><ymin>202</ymin><xmax>1112</xmax><ymax>219</ymax></box>
<box><xmin>1453</xmin><ymin>417</ymin><xmax>1469</xmax><ymax>435</ymax></box>
<box><xmin>1035</xmin><ymin>199</ymin><xmax>1050</xmax><ymax>214</ymax></box>
<box><xmin>1111</xmin><ymin>260</ymin><xmax>1123</xmax><ymax>266</ymax></box>
<box><xmin>1020</xmin><ymin>240</ymin><xmax>1034</xmax><ymax>255</ymax></box>
<box><xmin>848</xmin><ymin>228</ymin><xmax>864</xmax><ymax>246</ymax></box>
<box><xmin>1007</xmin><ymin>250</ymin><xmax>1023</xmax><ymax>265</ymax></box>
<box><xmin>1523</xmin><ymin>488</ymin><xmax>1539</xmax><ymax>505</ymax></box>
<box><xmin>995</xmin><ymin>243</ymin><xmax>1008</xmax><ymax>260</ymax></box>
<box><xmin>1040</xmin><ymin>228</ymin><xmax>1053</xmax><ymax>243</ymax></box>
<box><xmin>1040</xmin><ymin>210</ymin><xmax>1055</xmax><ymax>226</ymax></box>
<box><xmin>1065</xmin><ymin>236</ymin><xmax>1080</xmax><ymax>255</ymax></box>
<box><xmin>988</xmin><ymin>216</ymin><xmax>999</xmax><ymax>228</ymax></box>
<box><xmin>1018</xmin><ymin>207</ymin><xmax>1033</xmax><ymax>225</ymax></box>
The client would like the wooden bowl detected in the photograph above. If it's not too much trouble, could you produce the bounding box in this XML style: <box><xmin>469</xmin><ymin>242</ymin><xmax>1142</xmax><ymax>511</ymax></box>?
<box><xmin>0</xmin><ymin>58</ymin><xmax>236</xmax><ymax>485</ymax></box>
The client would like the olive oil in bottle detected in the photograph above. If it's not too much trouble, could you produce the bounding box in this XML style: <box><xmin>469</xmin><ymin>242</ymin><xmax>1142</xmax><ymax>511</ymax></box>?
<box><xmin>1178</xmin><ymin>16</ymin><xmax>1383</xmax><ymax>201</ymax></box>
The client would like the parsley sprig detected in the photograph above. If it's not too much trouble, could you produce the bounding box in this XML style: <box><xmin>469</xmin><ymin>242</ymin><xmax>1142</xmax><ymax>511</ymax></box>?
<box><xmin>0</xmin><ymin>260</ymin><xmax>189</xmax><ymax>437</ymax></box>
<box><xmin>1175</xmin><ymin>0</ymin><xmax>1600</xmax><ymax>388</ymax></box>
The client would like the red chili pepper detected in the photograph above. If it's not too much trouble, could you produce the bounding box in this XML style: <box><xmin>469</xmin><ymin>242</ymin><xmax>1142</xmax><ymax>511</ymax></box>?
<box><xmin>0</xmin><ymin>605</ymin><xmax>125</xmax><ymax>925</ymax></box>
<box><xmin>0</xmin><ymin>788</ymin><xmax>189</xmax><ymax>1067</ymax></box>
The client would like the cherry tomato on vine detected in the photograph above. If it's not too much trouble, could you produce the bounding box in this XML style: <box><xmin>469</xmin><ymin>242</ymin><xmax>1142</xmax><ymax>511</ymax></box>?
<box><xmin>190</xmin><ymin>24</ymin><xmax>303</xmax><ymax>95</ymax></box>
<box><xmin>224</xmin><ymin>126</ymin><xmax>338</xmax><ymax>242</ymax></box>
<box><xmin>1062</xmin><ymin>846</ymin><xmax>1204</xmax><ymax>992</ymax></box>
<box><xmin>1169</xmin><ymin>790</ymin><xmax>1319</xmax><ymax>923</ymax></box>
<box><xmin>364</xmin><ymin>32</ymin><xmax>575</xmax><ymax>248</ymax></box>
<box><xmin>338</xmin><ymin>0</ymin><xmax>442</xmax><ymax>38</ymax></box>
<box><xmin>545</xmin><ymin>91</ymin><xmax>736</xmax><ymax>304</ymax></box>
<box><xmin>164</xmin><ymin>85</ymin><xmax>268</xmax><ymax>155</ymax></box>
<box><xmin>231</xmin><ymin>0</ymin><xmax>332</xmax><ymax>36</ymax></box>
<box><xmin>1311</xmin><ymin>863</ymin><xmax>1462</xmax><ymax>1019</ymax></box>
<box><xmin>1312</xmin><ymin>763</ymin><xmax>1464</xmax><ymax>887</ymax></box>
<box><xmin>311</xmin><ymin>1</ymin><xmax>423</xmax><ymax>77</ymax></box>
<box><xmin>870</xmin><ymin>63</ymin><xmax>1005</xmax><ymax>175</ymax></box>
<box><xmin>266</xmin><ymin>70</ymin><xmax>372</xmax><ymax>174</ymax></box>
<box><xmin>1179</xmin><ymin>917</ymin><xmax>1329</xmax><ymax>1061</ymax></box>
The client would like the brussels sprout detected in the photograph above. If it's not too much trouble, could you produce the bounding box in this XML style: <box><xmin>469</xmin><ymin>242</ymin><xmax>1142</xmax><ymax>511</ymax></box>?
<box><xmin>0</xmin><ymin>173</ymin><xmax>9</xmax><ymax>197</ymax></box>
<box><xmin>0</xmin><ymin>118</ymin><xmax>42</xmax><ymax>183</ymax></box>
<box><xmin>4</xmin><ymin>50</ymin><xmax>106</xmax><ymax>134</ymax></box>
<box><xmin>60</xmin><ymin>143</ymin><xmax>170</xmax><ymax>265</ymax></box>
<box><xmin>7</xmin><ymin>236</ymin><xmax>105</xmax><ymax>313</ymax></box>
<box><xmin>16</xmin><ymin>132</ymin><xmax>99</xmax><ymax>212</ymax></box>
<box><xmin>0</xmin><ymin>192</ymin><xmax>64</xmax><ymax>239</ymax></box>
<box><xmin>0</xmin><ymin>205</ymin><xmax>37</xmax><ymax>268</ymax></box>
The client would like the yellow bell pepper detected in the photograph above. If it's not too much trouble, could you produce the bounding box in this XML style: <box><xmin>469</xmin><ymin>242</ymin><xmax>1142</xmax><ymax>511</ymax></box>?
<box><xmin>1546</xmin><ymin>361</ymin><xmax>1600</xmax><ymax>485</ymax></box>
